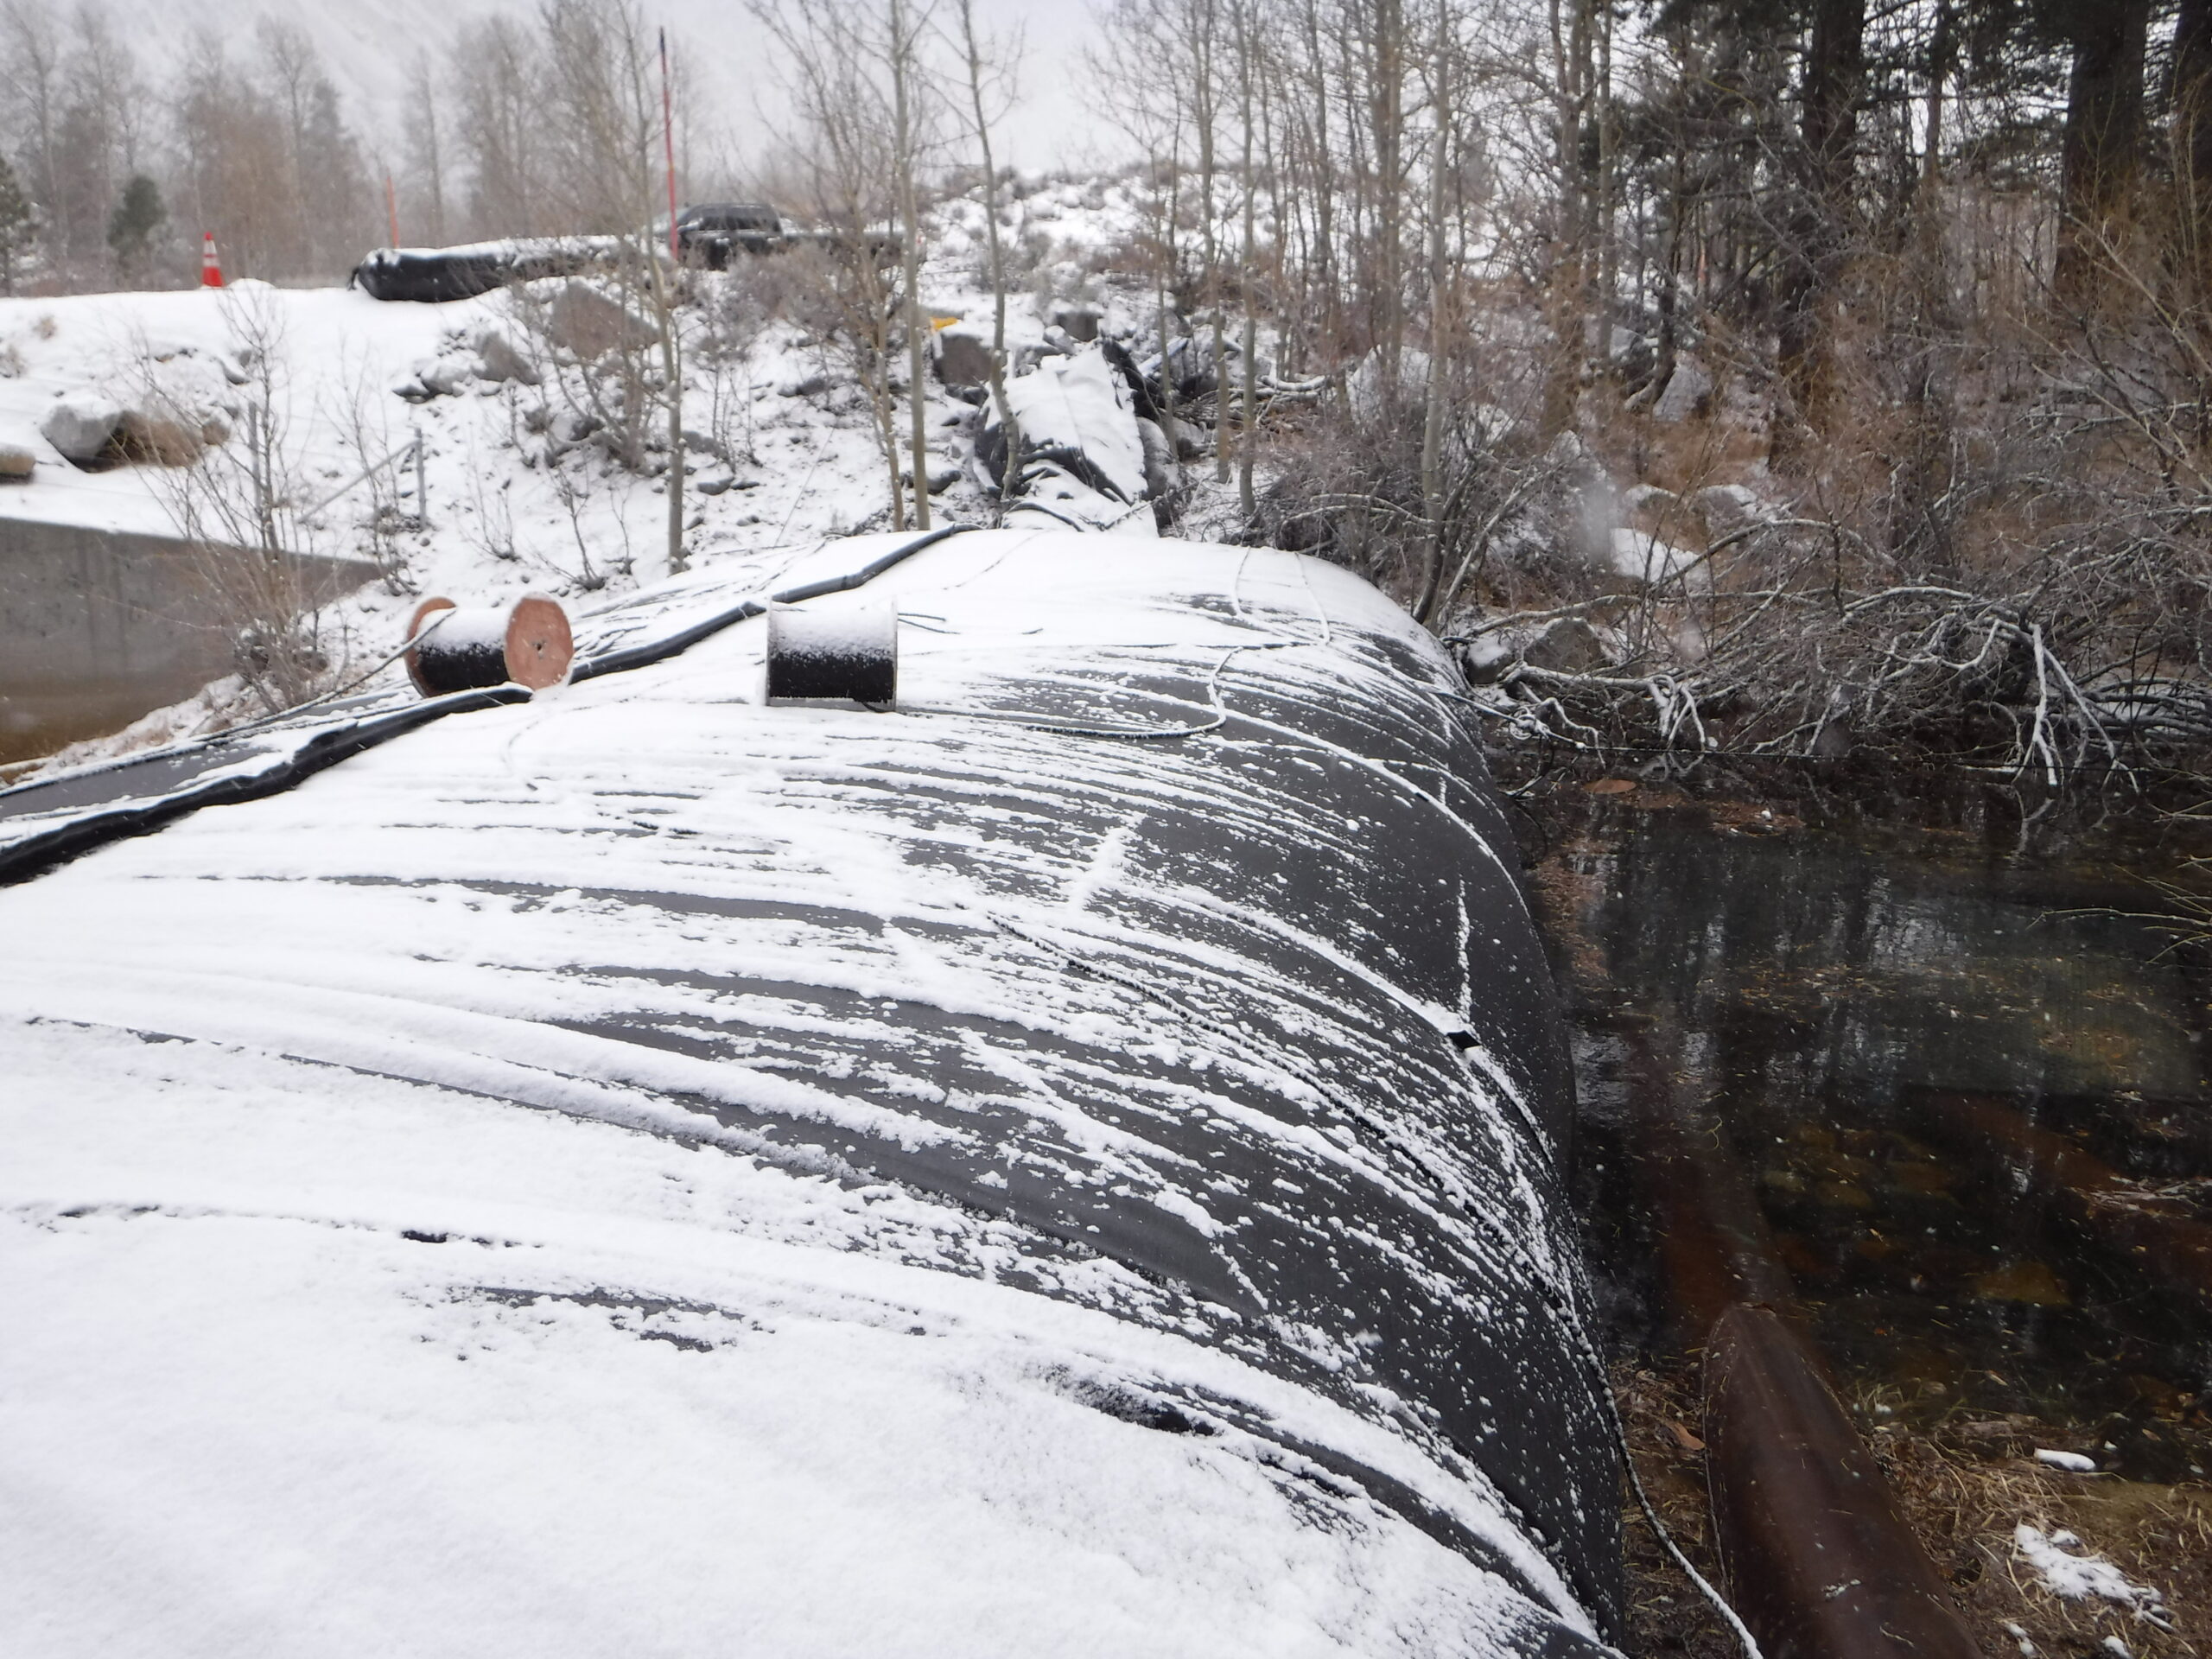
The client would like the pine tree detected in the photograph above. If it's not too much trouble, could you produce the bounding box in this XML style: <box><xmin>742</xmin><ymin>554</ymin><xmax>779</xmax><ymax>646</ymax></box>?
<box><xmin>107</xmin><ymin>173</ymin><xmax>166</xmax><ymax>283</ymax></box>
<box><xmin>0</xmin><ymin>154</ymin><xmax>35</xmax><ymax>296</ymax></box>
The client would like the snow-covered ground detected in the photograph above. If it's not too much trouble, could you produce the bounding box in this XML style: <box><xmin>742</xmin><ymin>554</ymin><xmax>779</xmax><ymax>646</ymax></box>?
<box><xmin>0</xmin><ymin>175</ymin><xmax>1190</xmax><ymax>776</ymax></box>
<box><xmin>1</xmin><ymin>528</ymin><xmax>1616</xmax><ymax>1656</ymax></box>
<box><xmin>0</xmin><ymin>180</ymin><xmax>1159</xmax><ymax>774</ymax></box>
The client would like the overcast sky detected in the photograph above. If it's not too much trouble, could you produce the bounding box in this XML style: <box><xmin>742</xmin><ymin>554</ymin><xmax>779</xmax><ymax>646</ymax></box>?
<box><xmin>709</xmin><ymin>0</ymin><xmax>1118</xmax><ymax>175</ymax></box>
<box><xmin>118</xmin><ymin>0</ymin><xmax>1116</xmax><ymax>180</ymax></box>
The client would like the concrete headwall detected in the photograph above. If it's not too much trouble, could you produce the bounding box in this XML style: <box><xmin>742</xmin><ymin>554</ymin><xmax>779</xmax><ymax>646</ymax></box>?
<box><xmin>0</xmin><ymin>514</ymin><xmax>372</xmax><ymax>763</ymax></box>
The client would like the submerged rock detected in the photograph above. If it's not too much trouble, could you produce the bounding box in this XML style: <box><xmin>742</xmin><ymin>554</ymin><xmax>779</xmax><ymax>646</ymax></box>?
<box><xmin>934</xmin><ymin>329</ymin><xmax>993</xmax><ymax>387</ymax></box>
<box><xmin>1973</xmin><ymin>1260</ymin><xmax>2071</xmax><ymax>1306</ymax></box>
<box><xmin>1652</xmin><ymin>357</ymin><xmax>1713</xmax><ymax>423</ymax></box>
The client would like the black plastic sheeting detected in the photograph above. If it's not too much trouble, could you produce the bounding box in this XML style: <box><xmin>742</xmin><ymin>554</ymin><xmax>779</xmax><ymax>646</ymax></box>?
<box><xmin>350</xmin><ymin>240</ymin><xmax>612</xmax><ymax>303</ymax></box>
<box><xmin>0</xmin><ymin>531</ymin><xmax>1622</xmax><ymax>1644</ymax></box>
<box><xmin>816</xmin><ymin>610</ymin><xmax>1620</xmax><ymax>1631</ymax></box>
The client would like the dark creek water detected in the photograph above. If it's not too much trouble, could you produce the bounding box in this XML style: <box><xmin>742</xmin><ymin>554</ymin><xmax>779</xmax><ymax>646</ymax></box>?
<box><xmin>1530</xmin><ymin>787</ymin><xmax>2212</xmax><ymax>1479</ymax></box>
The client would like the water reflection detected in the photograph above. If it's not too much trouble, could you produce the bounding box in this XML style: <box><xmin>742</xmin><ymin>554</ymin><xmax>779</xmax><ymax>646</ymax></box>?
<box><xmin>1541</xmin><ymin>793</ymin><xmax>2212</xmax><ymax>1478</ymax></box>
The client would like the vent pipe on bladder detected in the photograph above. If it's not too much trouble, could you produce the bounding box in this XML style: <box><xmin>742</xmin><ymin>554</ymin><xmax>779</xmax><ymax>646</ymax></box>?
<box><xmin>765</xmin><ymin>602</ymin><xmax>898</xmax><ymax>706</ymax></box>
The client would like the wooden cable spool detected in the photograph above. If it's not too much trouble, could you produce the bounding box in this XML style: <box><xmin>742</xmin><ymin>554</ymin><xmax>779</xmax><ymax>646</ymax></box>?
<box><xmin>404</xmin><ymin>594</ymin><xmax>574</xmax><ymax>696</ymax></box>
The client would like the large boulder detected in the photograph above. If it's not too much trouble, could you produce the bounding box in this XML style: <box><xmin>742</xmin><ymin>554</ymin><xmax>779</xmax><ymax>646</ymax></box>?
<box><xmin>1463</xmin><ymin>616</ymin><xmax>1607</xmax><ymax>683</ymax></box>
<box><xmin>0</xmin><ymin>423</ymin><xmax>35</xmax><ymax>480</ymax></box>
<box><xmin>1694</xmin><ymin>483</ymin><xmax>1763</xmax><ymax>537</ymax></box>
<box><xmin>474</xmin><ymin>327</ymin><xmax>541</xmax><ymax>386</ymax></box>
<box><xmin>120</xmin><ymin>353</ymin><xmax>237</xmax><ymax>464</ymax></box>
<box><xmin>41</xmin><ymin>395</ymin><xmax>122</xmax><ymax>462</ymax></box>
<box><xmin>934</xmin><ymin>328</ymin><xmax>993</xmax><ymax>387</ymax></box>
<box><xmin>1136</xmin><ymin>416</ymin><xmax>1176</xmax><ymax>500</ymax></box>
<box><xmin>548</xmin><ymin>280</ymin><xmax>657</xmax><ymax>359</ymax></box>
<box><xmin>416</xmin><ymin>357</ymin><xmax>474</xmax><ymax>397</ymax></box>
<box><xmin>1049</xmin><ymin>301</ymin><xmax>1102</xmax><ymax>343</ymax></box>
<box><xmin>114</xmin><ymin>404</ymin><xmax>219</xmax><ymax>466</ymax></box>
<box><xmin>1652</xmin><ymin>356</ymin><xmax>1713</xmax><ymax>423</ymax></box>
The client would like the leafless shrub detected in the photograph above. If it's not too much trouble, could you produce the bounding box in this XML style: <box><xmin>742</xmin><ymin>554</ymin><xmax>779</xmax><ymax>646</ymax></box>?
<box><xmin>144</xmin><ymin>288</ymin><xmax>340</xmax><ymax>714</ymax></box>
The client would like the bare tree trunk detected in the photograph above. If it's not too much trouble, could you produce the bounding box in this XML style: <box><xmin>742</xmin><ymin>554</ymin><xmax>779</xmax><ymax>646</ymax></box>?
<box><xmin>2179</xmin><ymin>0</ymin><xmax>2212</xmax><ymax>256</ymax></box>
<box><xmin>1236</xmin><ymin>0</ymin><xmax>1258</xmax><ymax>520</ymax></box>
<box><xmin>1920</xmin><ymin>0</ymin><xmax>1951</xmax><ymax>194</ymax></box>
<box><xmin>1161</xmin><ymin>130</ymin><xmax>1185</xmax><ymax>462</ymax></box>
<box><xmin>1414</xmin><ymin>10</ymin><xmax>1451</xmax><ymax>624</ymax></box>
<box><xmin>2054</xmin><ymin>0</ymin><xmax>2148</xmax><ymax>296</ymax></box>
<box><xmin>1770</xmin><ymin>0</ymin><xmax>1865</xmax><ymax>468</ymax></box>
<box><xmin>1539</xmin><ymin>0</ymin><xmax>1592</xmax><ymax>435</ymax></box>
<box><xmin>1186</xmin><ymin>0</ymin><xmax>1228</xmax><ymax>484</ymax></box>
<box><xmin>955</xmin><ymin>0</ymin><xmax>1020</xmax><ymax>509</ymax></box>
<box><xmin>408</xmin><ymin>53</ymin><xmax>448</xmax><ymax>245</ymax></box>
<box><xmin>1593</xmin><ymin>0</ymin><xmax>1616</xmax><ymax>378</ymax></box>
<box><xmin>3</xmin><ymin>3</ymin><xmax>67</xmax><ymax>268</ymax></box>
<box><xmin>1370</xmin><ymin>0</ymin><xmax>1407</xmax><ymax>391</ymax></box>
<box><xmin>890</xmin><ymin>0</ymin><xmax>931</xmax><ymax>531</ymax></box>
<box><xmin>1300</xmin><ymin>0</ymin><xmax>1338</xmax><ymax>360</ymax></box>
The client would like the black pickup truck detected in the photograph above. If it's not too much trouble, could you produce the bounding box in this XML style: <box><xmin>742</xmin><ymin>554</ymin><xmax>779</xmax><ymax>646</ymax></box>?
<box><xmin>671</xmin><ymin>202</ymin><xmax>784</xmax><ymax>267</ymax></box>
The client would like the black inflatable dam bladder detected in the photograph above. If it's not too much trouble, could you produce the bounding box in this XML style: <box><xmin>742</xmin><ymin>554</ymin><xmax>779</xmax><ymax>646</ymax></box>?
<box><xmin>764</xmin><ymin>601</ymin><xmax>897</xmax><ymax>706</ymax></box>
<box><xmin>405</xmin><ymin>595</ymin><xmax>575</xmax><ymax>696</ymax></box>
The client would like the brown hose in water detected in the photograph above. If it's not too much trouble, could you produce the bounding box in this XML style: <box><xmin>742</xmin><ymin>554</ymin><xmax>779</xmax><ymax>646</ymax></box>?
<box><xmin>1701</xmin><ymin>1304</ymin><xmax>1980</xmax><ymax>1659</ymax></box>
<box><xmin>1627</xmin><ymin>1027</ymin><xmax>1980</xmax><ymax>1659</ymax></box>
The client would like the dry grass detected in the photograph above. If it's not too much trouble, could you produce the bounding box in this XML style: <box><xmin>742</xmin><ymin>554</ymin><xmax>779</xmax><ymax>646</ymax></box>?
<box><xmin>1617</xmin><ymin>1359</ymin><xmax>1739</xmax><ymax>1659</ymax></box>
<box><xmin>1616</xmin><ymin>1357</ymin><xmax>2212</xmax><ymax>1659</ymax></box>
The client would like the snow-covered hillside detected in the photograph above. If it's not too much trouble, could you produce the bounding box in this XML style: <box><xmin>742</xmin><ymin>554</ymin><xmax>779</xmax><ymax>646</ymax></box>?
<box><xmin>0</xmin><ymin>175</ymin><xmax>1188</xmax><ymax>774</ymax></box>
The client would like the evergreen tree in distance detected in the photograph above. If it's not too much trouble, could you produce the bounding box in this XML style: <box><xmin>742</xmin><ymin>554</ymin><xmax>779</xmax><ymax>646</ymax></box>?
<box><xmin>107</xmin><ymin>175</ymin><xmax>167</xmax><ymax>286</ymax></box>
<box><xmin>0</xmin><ymin>155</ymin><xmax>35</xmax><ymax>297</ymax></box>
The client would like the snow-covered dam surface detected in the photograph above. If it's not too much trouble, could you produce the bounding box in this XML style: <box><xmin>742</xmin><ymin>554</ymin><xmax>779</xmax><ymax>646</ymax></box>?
<box><xmin>2</xmin><ymin>529</ymin><xmax>1619</xmax><ymax>1657</ymax></box>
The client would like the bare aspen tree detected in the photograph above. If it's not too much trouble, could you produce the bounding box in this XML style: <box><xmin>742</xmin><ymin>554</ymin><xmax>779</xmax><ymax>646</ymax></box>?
<box><xmin>259</xmin><ymin>22</ymin><xmax>320</xmax><ymax>269</ymax></box>
<box><xmin>2</xmin><ymin>2</ymin><xmax>67</xmax><ymax>268</ymax></box>
<box><xmin>405</xmin><ymin>53</ymin><xmax>448</xmax><ymax>245</ymax></box>
<box><xmin>950</xmin><ymin>0</ymin><xmax>1022</xmax><ymax>509</ymax></box>
<box><xmin>1234</xmin><ymin>0</ymin><xmax>1259</xmax><ymax>518</ymax></box>
<box><xmin>1368</xmin><ymin>0</ymin><xmax>1408</xmax><ymax>386</ymax></box>
<box><xmin>537</xmin><ymin>0</ymin><xmax>687</xmax><ymax>573</ymax></box>
<box><xmin>1414</xmin><ymin>2</ymin><xmax>1449</xmax><ymax>619</ymax></box>
<box><xmin>1181</xmin><ymin>0</ymin><xmax>1229</xmax><ymax>482</ymax></box>
<box><xmin>1294</xmin><ymin>0</ymin><xmax>1337</xmax><ymax>358</ymax></box>
<box><xmin>453</xmin><ymin>18</ymin><xmax>548</xmax><ymax>236</ymax></box>
<box><xmin>68</xmin><ymin>7</ymin><xmax>143</xmax><ymax>271</ymax></box>
<box><xmin>755</xmin><ymin>0</ymin><xmax>912</xmax><ymax>528</ymax></box>
<box><xmin>1540</xmin><ymin>0</ymin><xmax>1593</xmax><ymax>435</ymax></box>
<box><xmin>1096</xmin><ymin>0</ymin><xmax>1190</xmax><ymax>449</ymax></box>
<box><xmin>1592</xmin><ymin>0</ymin><xmax>1615</xmax><ymax>372</ymax></box>
<box><xmin>1255</xmin><ymin>18</ymin><xmax>1286</xmax><ymax>371</ymax></box>
<box><xmin>888</xmin><ymin>0</ymin><xmax>932</xmax><ymax>532</ymax></box>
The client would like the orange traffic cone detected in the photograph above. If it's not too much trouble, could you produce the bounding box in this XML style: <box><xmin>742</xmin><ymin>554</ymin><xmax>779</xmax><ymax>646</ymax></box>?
<box><xmin>200</xmin><ymin>232</ymin><xmax>223</xmax><ymax>289</ymax></box>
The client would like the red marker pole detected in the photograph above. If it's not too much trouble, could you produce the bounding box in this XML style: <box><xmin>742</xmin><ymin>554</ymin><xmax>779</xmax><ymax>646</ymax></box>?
<box><xmin>385</xmin><ymin>174</ymin><xmax>401</xmax><ymax>248</ymax></box>
<box><xmin>660</xmin><ymin>28</ymin><xmax>679</xmax><ymax>264</ymax></box>
<box><xmin>200</xmin><ymin>232</ymin><xmax>223</xmax><ymax>289</ymax></box>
